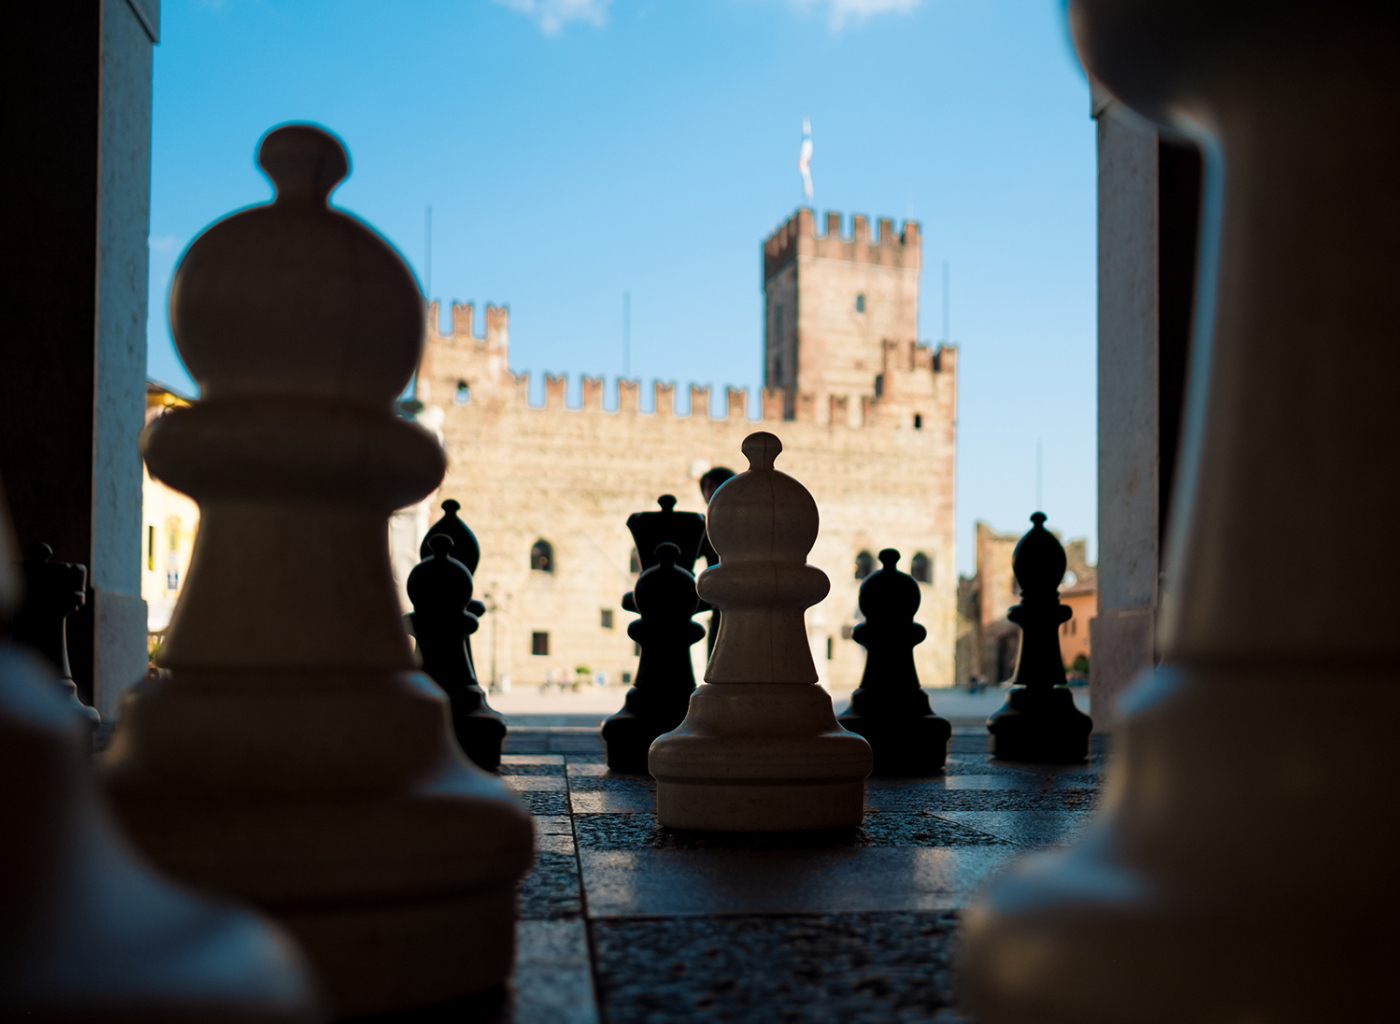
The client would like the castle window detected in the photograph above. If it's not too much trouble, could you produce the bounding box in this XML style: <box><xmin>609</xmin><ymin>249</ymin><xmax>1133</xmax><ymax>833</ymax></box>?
<box><xmin>530</xmin><ymin>539</ymin><xmax>554</xmax><ymax>573</ymax></box>
<box><xmin>600</xmin><ymin>608</ymin><xmax>614</xmax><ymax>630</ymax></box>
<box><xmin>147</xmin><ymin>525</ymin><xmax>155</xmax><ymax>570</ymax></box>
<box><xmin>826</xmin><ymin>636</ymin><xmax>834</xmax><ymax>660</ymax></box>
<box><xmin>854</xmin><ymin>550</ymin><xmax>874</xmax><ymax>580</ymax></box>
<box><xmin>855</xmin><ymin>294</ymin><xmax>866</xmax><ymax>313</ymax></box>
<box><xmin>455</xmin><ymin>380</ymin><xmax>471</xmax><ymax>405</ymax></box>
<box><xmin>874</xmin><ymin>374</ymin><xmax>884</xmax><ymax>398</ymax></box>
<box><xmin>914</xmin><ymin>413</ymin><xmax>923</xmax><ymax>429</ymax></box>
<box><xmin>629</xmin><ymin>547</ymin><xmax>641</xmax><ymax>574</ymax></box>
<box><xmin>911</xmin><ymin>552</ymin><xmax>932</xmax><ymax>584</ymax></box>
<box><xmin>531</xmin><ymin>632</ymin><xmax>549</xmax><ymax>656</ymax></box>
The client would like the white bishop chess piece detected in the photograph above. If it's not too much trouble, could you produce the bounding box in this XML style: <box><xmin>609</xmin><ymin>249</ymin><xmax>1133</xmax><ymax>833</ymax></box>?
<box><xmin>101</xmin><ymin>124</ymin><xmax>534</xmax><ymax>1018</ymax></box>
<box><xmin>650</xmin><ymin>432</ymin><xmax>872</xmax><ymax>830</ymax></box>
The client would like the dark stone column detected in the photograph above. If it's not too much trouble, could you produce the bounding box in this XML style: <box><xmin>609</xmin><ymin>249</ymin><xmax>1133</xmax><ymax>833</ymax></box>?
<box><xmin>0</xmin><ymin>0</ymin><xmax>159</xmax><ymax>717</ymax></box>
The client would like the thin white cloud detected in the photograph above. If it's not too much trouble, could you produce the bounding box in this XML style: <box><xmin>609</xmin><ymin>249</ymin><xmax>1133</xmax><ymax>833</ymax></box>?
<box><xmin>149</xmin><ymin>234</ymin><xmax>177</xmax><ymax>252</ymax></box>
<box><xmin>496</xmin><ymin>0</ymin><xmax>612</xmax><ymax>35</ymax></box>
<box><xmin>789</xmin><ymin>0</ymin><xmax>922</xmax><ymax>31</ymax></box>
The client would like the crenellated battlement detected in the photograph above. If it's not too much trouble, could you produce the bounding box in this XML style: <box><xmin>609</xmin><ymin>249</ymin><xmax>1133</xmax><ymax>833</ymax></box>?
<box><xmin>419</xmin><ymin>291</ymin><xmax>953</xmax><ymax>433</ymax></box>
<box><xmin>435</xmin><ymin>348</ymin><xmax>954</xmax><ymax>429</ymax></box>
<box><xmin>427</xmin><ymin>299</ymin><xmax>510</xmax><ymax>348</ymax></box>
<box><xmin>763</xmin><ymin>208</ymin><xmax>921</xmax><ymax>281</ymax></box>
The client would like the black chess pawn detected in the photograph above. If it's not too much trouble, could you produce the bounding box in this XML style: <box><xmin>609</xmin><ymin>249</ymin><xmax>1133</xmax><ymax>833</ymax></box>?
<box><xmin>985</xmin><ymin>513</ymin><xmax>1093</xmax><ymax>762</ymax></box>
<box><xmin>601</xmin><ymin>542</ymin><xmax>706</xmax><ymax>774</ymax></box>
<box><xmin>407</xmin><ymin>534</ymin><xmax>506</xmax><ymax>771</ymax></box>
<box><xmin>10</xmin><ymin>542</ymin><xmax>101</xmax><ymax>732</ymax></box>
<box><xmin>837</xmin><ymin>549</ymin><xmax>951</xmax><ymax>775</ymax></box>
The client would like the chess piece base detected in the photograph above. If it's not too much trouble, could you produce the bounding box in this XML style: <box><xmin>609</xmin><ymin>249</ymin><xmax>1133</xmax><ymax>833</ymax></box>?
<box><xmin>0</xmin><ymin>647</ymin><xmax>319</xmax><ymax>1024</ymax></box>
<box><xmin>104</xmin><ymin>670</ymin><xmax>534</xmax><ymax>1019</ymax></box>
<box><xmin>650</xmin><ymin>683</ymin><xmax>872</xmax><ymax>831</ymax></box>
<box><xmin>282</xmin><ymin>888</ymin><xmax>517</xmax><ymax>1017</ymax></box>
<box><xmin>986</xmin><ymin>685</ymin><xmax>1091</xmax><ymax>763</ymax></box>
<box><xmin>453</xmin><ymin>705</ymin><xmax>507</xmax><ymax>772</ymax></box>
<box><xmin>602</xmin><ymin>707</ymin><xmax>669</xmax><ymax>775</ymax></box>
<box><xmin>960</xmin><ymin>665</ymin><xmax>1400</xmax><ymax>1023</ymax></box>
<box><xmin>838</xmin><ymin>711</ymin><xmax>951</xmax><ymax>776</ymax></box>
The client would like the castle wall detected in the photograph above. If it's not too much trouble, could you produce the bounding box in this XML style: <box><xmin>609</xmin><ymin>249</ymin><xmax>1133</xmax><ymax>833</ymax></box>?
<box><xmin>417</xmin><ymin>303</ymin><xmax>958</xmax><ymax>692</ymax></box>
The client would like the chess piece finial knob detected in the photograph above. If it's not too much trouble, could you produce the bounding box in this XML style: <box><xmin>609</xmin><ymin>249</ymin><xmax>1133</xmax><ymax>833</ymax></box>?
<box><xmin>258</xmin><ymin>123</ymin><xmax>349</xmax><ymax>202</ymax></box>
<box><xmin>741</xmin><ymin>430</ymin><xmax>782</xmax><ymax>470</ymax></box>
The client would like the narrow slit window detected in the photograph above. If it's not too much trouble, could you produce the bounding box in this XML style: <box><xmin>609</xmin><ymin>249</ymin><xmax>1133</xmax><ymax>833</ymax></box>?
<box><xmin>911</xmin><ymin>552</ymin><xmax>932</xmax><ymax>584</ymax></box>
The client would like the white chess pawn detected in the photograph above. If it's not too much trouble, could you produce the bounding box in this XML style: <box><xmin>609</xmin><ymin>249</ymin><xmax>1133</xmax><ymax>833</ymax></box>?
<box><xmin>101</xmin><ymin>125</ymin><xmax>534</xmax><ymax>1018</ymax></box>
<box><xmin>650</xmin><ymin>432</ymin><xmax>872</xmax><ymax>830</ymax></box>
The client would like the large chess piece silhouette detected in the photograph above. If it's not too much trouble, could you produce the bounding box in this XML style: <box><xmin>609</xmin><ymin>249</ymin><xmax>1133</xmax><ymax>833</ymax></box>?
<box><xmin>408</xmin><ymin>533</ymin><xmax>506</xmax><ymax>771</ymax></box>
<box><xmin>602</xmin><ymin>542</ymin><xmax>706</xmax><ymax>774</ymax></box>
<box><xmin>101</xmin><ymin>125</ymin><xmax>534</xmax><ymax>1018</ymax></box>
<box><xmin>10</xmin><ymin>541</ymin><xmax>102</xmax><ymax>732</ymax></box>
<box><xmin>0</xmin><ymin>483</ymin><xmax>320</xmax><ymax>1021</ymax></box>
<box><xmin>984</xmin><ymin>513</ymin><xmax>1092</xmax><ymax>762</ymax></box>
<box><xmin>960</xmin><ymin>4</ymin><xmax>1400</xmax><ymax>1021</ymax></box>
<box><xmin>837</xmin><ymin>549</ymin><xmax>952</xmax><ymax>775</ymax></box>
<box><xmin>650</xmin><ymin>432</ymin><xmax>872</xmax><ymax>830</ymax></box>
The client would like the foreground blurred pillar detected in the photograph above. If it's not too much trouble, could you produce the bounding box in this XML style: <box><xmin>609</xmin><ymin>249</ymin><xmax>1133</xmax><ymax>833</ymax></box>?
<box><xmin>102</xmin><ymin>125</ymin><xmax>535</xmax><ymax>1019</ymax></box>
<box><xmin>960</xmin><ymin>3</ymin><xmax>1400</xmax><ymax>1021</ymax></box>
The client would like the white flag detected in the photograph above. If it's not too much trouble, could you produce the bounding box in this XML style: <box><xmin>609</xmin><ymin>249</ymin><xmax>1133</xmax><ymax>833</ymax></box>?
<box><xmin>798</xmin><ymin>118</ymin><xmax>813</xmax><ymax>200</ymax></box>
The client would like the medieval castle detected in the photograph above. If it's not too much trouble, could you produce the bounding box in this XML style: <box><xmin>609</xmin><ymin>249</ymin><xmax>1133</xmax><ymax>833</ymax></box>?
<box><xmin>409</xmin><ymin>208</ymin><xmax>958</xmax><ymax>690</ymax></box>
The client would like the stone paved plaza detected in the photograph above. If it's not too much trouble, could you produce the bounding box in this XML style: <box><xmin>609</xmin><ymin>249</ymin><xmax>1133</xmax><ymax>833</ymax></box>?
<box><xmin>367</xmin><ymin>714</ymin><xmax>1106</xmax><ymax>1023</ymax></box>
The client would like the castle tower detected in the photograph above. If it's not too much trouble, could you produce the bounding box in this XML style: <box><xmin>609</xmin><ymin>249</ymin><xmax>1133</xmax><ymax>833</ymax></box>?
<box><xmin>762</xmin><ymin>209</ymin><xmax>922</xmax><ymax>424</ymax></box>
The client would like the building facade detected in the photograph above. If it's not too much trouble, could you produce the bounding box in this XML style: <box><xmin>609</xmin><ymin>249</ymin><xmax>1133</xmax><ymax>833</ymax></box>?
<box><xmin>412</xmin><ymin>209</ymin><xmax>959</xmax><ymax>691</ymax></box>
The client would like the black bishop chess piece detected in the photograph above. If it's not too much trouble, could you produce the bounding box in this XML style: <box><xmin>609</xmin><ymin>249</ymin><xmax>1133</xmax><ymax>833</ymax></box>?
<box><xmin>985</xmin><ymin>512</ymin><xmax>1093</xmax><ymax>762</ymax></box>
<box><xmin>10</xmin><ymin>542</ymin><xmax>101</xmax><ymax>733</ymax></box>
<box><xmin>407</xmin><ymin>531</ymin><xmax>506</xmax><ymax>772</ymax></box>
<box><xmin>601</xmin><ymin>542</ymin><xmax>706</xmax><ymax>774</ymax></box>
<box><xmin>837</xmin><ymin>549</ymin><xmax>952</xmax><ymax>775</ymax></box>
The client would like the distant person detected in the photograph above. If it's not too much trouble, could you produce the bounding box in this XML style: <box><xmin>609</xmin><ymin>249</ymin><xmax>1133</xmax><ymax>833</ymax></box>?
<box><xmin>698</xmin><ymin>466</ymin><xmax>736</xmax><ymax>655</ymax></box>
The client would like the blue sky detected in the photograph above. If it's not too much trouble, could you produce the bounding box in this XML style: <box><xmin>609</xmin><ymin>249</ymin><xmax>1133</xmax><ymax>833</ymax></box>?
<box><xmin>147</xmin><ymin>0</ymin><xmax>1096</xmax><ymax>574</ymax></box>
